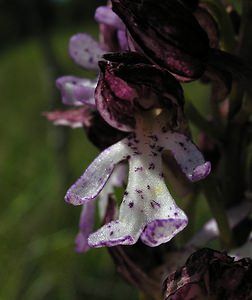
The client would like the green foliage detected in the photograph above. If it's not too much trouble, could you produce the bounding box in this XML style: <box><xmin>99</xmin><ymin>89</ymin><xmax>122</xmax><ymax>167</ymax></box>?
<box><xmin>0</xmin><ymin>28</ymin><xmax>137</xmax><ymax>300</ymax></box>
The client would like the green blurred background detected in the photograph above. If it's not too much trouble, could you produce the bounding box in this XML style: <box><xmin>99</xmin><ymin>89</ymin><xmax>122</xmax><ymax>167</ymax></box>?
<box><xmin>0</xmin><ymin>1</ymin><xmax>138</xmax><ymax>299</ymax></box>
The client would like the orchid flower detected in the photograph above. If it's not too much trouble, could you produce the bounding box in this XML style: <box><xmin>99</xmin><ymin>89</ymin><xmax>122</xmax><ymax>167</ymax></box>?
<box><xmin>66</xmin><ymin>112</ymin><xmax>210</xmax><ymax>248</ymax></box>
<box><xmin>65</xmin><ymin>53</ymin><xmax>211</xmax><ymax>248</ymax></box>
<box><xmin>56</xmin><ymin>4</ymin><xmax>128</xmax><ymax>110</ymax></box>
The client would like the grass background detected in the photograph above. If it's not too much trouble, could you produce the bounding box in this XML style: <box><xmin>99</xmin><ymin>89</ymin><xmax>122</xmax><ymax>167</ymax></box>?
<box><xmin>0</xmin><ymin>25</ymin><xmax>138</xmax><ymax>300</ymax></box>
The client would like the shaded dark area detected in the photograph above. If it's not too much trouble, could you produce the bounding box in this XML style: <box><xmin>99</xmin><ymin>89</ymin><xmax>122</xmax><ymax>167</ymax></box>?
<box><xmin>0</xmin><ymin>0</ymin><xmax>106</xmax><ymax>48</ymax></box>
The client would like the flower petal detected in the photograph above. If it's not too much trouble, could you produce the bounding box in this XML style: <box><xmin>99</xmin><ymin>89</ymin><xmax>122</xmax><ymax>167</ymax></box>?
<box><xmin>95</xmin><ymin>6</ymin><xmax>125</xmax><ymax>30</ymax></box>
<box><xmin>56</xmin><ymin>76</ymin><xmax>96</xmax><ymax>107</ymax></box>
<box><xmin>89</xmin><ymin>133</ymin><xmax>187</xmax><ymax>247</ymax></box>
<box><xmin>141</xmin><ymin>218</ymin><xmax>188</xmax><ymax>247</ymax></box>
<box><xmin>65</xmin><ymin>138</ymin><xmax>129</xmax><ymax>205</ymax></box>
<box><xmin>43</xmin><ymin>107</ymin><xmax>92</xmax><ymax>128</ymax></box>
<box><xmin>160</xmin><ymin>131</ymin><xmax>211</xmax><ymax>182</ymax></box>
<box><xmin>75</xmin><ymin>201</ymin><xmax>96</xmax><ymax>253</ymax></box>
<box><xmin>69</xmin><ymin>33</ymin><xmax>104</xmax><ymax>70</ymax></box>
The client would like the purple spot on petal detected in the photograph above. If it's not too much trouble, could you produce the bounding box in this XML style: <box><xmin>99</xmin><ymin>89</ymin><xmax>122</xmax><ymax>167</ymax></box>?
<box><xmin>136</xmin><ymin>189</ymin><xmax>143</xmax><ymax>194</ymax></box>
<box><xmin>150</xmin><ymin>200</ymin><xmax>161</xmax><ymax>209</ymax></box>
<box><xmin>134</xmin><ymin>166</ymin><xmax>143</xmax><ymax>172</ymax></box>
<box><xmin>133</xmin><ymin>151</ymin><xmax>142</xmax><ymax>155</ymax></box>
<box><xmin>151</xmin><ymin>151</ymin><xmax>158</xmax><ymax>157</ymax></box>
<box><xmin>129</xmin><ymin>202</ymin><xmax>134</xmax><ymax>208</ymax></box>
<box><xmin>148</xmin><ymin>162</ymin><xmax>155</xmax><ymax>170</ymax></box>
<box><xmin>148</xmin><ymin>135</ymin><xmax>158</xmax><ymax>142</ymax></box>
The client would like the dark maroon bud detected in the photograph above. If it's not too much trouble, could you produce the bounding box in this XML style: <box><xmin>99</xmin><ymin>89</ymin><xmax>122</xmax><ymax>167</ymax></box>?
<box><xmin>163</xmin><ymin>248</ymin><xmax>252</xmax><ymax>300</ymax></box>
<box><xmin>111</xmin><ymin>0</ymin><xmax>209</xmax><ymax>81</ymax></box>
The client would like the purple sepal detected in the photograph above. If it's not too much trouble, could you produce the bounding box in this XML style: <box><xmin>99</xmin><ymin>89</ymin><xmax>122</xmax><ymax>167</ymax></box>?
<box><xmin>95</xmin><ymin>6</ymin><xmax>125</xmax><ymax>30</ymax></box>
<box><xmin>95</xmin><ymin>53</ymin><xmax>184</xmax><ymax>131</ymax></box>
<box><xmin>95</xmin><ymin>60</ymin><xmax>136</xmax><ymax>132</ymax></box>
<box><xmin>75</xmin><ymin>201</ymin><xmax>96</xmax><ymax>253</ymax></box>
<box><xmin>102</xmin><ymin>52</ymin><xmax>184</xmax><ymax>109</ymax></box>
<box><xmin>56</xmin><ymin>76</ymin><xmax>96</xmax><ymax>107</ymax></box>
<box><xmin>69</xmin><ymin>33</ymin><xmax>104</xmax><ymax>70</ymax></box>
<box><xmin>141</xmin><ymin>218</ymin><xmax>188</xmax><ymax>247</ymax></box>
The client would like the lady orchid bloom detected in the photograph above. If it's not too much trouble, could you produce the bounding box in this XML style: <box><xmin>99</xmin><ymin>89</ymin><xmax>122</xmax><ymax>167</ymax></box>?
<box><xmin>65</xmin><ymin>53</ymin><xmax>211</xmax><ymax>248</ymax></box>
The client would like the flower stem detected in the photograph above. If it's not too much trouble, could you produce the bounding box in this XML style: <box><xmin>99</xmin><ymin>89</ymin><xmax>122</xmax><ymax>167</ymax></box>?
<box><xmin>185</xmin><ymin>100</ymin><xmax>223</xmax><ymax>141</ymax></box>
<box><xmin>202</xmin><ymin>176</ymin><xmax>235</xmax><ymax>249</ymax></box>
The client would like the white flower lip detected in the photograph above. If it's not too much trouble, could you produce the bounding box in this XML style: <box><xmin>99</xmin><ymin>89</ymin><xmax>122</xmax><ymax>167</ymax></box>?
<box><xmin>66</xmin><ymin>114</ymin><xmax>210</xmax><ymax>248</ymax></box>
